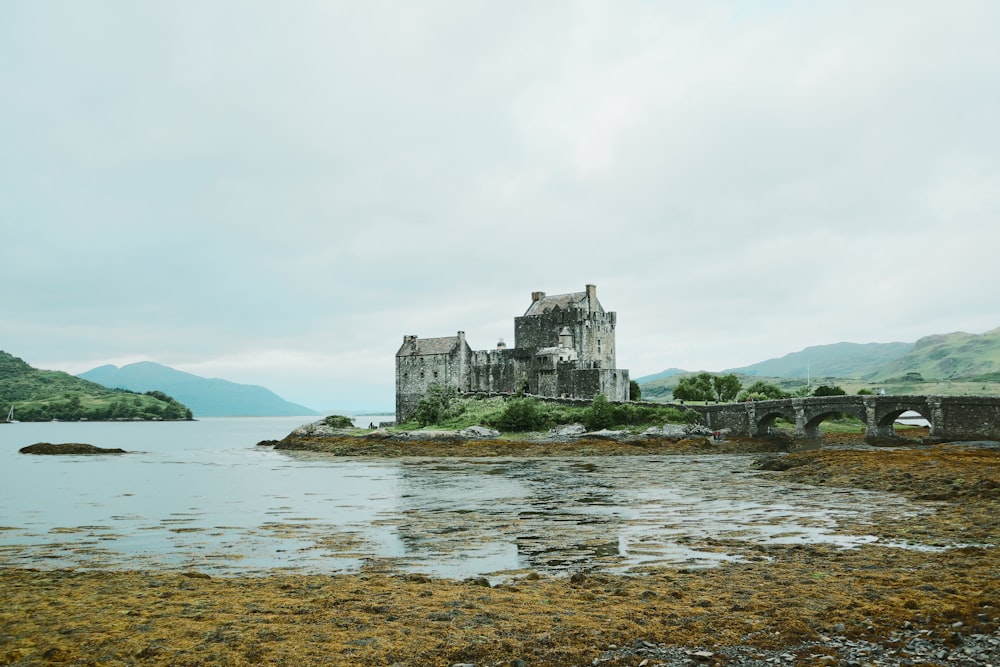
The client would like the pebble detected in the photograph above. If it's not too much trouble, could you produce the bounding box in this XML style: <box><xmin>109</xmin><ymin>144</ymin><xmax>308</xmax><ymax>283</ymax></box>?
<box><xmin>588</xmin><ymin>625</ymin><xmax>1000</xmax><ymax>667</ymax></box>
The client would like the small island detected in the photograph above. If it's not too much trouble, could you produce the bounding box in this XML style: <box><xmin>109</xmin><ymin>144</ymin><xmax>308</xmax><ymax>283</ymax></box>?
<box><xmin>19</xmin><ymin>442</ymin><xmax>128</xmax><ymax>455</ymax></box>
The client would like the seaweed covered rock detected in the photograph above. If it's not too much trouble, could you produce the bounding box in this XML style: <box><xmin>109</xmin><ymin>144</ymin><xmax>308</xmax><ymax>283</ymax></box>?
<box><xmin>19</xmin><ymin>442</ymin><xmax>127</xmax><ymax>455</ymax></box>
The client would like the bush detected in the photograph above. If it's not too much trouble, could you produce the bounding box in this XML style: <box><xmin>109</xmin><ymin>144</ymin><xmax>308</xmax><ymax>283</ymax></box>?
<box><xmin>324</xmin><ymin>415</ymin><xmax>354</xmax><ymax>428</ymax></box>
<box><xmin>413</xmin><ymin>384</ymin><xmax>455</xmax><ymax>427</ymax></box>
<box><xmin>494</xmin><ymin>396</ymin><xmax>547</xmax><ymax>432</ymax></box>
<box><xmin>584</xmin><ymin>394</ymin><xmax>615</xmax><ymax>431</ymax></box>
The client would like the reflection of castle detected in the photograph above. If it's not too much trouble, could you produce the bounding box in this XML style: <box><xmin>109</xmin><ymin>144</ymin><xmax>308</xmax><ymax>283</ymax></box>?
<box><xmin>395</xmin><ymin>284</ymin><xmax>630</xmax><ymax>421</ymax></box>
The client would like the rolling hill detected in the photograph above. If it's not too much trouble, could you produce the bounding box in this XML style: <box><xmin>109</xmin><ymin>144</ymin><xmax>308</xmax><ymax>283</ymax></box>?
<box><xmin>79</xmin><ymin>362</ymin><xmax>319</xmax><ymax>417</ymax></box>
<box><xmin>0</xmin><ymin>351</ymin><xmax>192</xmax><ymax>421</ymax></box>
<box><xmin>870</xmin><ymin>328</ymin><xmax>1000</xmax><ymax>381</ymax></box>
<box><xmin>636</xmin><ymin>327</ymin><xmax>1000</xmax><ymax>399</ymax></box>
<box><xmin>723</xmin><ymin>341</ymin><xmax>914</xmax><ymax>379</ymax></box>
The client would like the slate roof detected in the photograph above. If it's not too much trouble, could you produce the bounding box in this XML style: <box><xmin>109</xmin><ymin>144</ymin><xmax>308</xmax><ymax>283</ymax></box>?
<box><xmin>397</xmin><ymin>336</ymin><xmax>461</xmax><ymax>357</ymax></box>
<box><xmin>524</xmin><ymin>291</ymin><xmax>602</xmax><ymax>316</ymax></box>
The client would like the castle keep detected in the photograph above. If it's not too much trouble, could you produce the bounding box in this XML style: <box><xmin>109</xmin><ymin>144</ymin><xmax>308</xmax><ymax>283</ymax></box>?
<box><xmin>395</xmin><ymin>284</ymin><xmax>630</xmax><ymax>422</ymax></box>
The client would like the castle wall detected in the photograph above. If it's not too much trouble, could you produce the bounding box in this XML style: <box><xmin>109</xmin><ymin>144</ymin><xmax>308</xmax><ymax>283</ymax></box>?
<box><xmin>395</xmin><ymin>335</ymin><xmax>471</xmax><ymax>421</ymax></box>
<box><xmin>468</xmin><ymin>348</ymin><xmax>533</xmax><ymax>394</ymax></box>
<box><xmin>395</xmin><ymin>286</ymin><xmax>629</xmax><ymax>421</ymax></box>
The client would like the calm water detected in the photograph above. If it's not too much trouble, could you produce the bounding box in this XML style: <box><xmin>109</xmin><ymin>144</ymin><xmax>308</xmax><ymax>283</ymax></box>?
<box><xmin>0</xmin><ymin>418</ymin><xmax>917</xmax><ymax>578</ymax></box>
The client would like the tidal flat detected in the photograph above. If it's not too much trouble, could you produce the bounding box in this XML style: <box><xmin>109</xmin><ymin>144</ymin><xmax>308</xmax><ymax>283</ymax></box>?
<box><xmin>1</xmin><ymin>441</ymin><xmax>998</xmax><ymax>666</ymax></box>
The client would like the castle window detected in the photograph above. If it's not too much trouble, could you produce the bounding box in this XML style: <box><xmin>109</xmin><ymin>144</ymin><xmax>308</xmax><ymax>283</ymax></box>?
<box><xmin>433</xmin><ymin>371</ymin><xmax>439</xmax><ymax>379</ymax></box>
<box><xmin>420</xmin><ymin>372</ymin><xmax>425</xmax><ymax>380</ymax></box>
<box><xmin>597</xmin><ymin>339</ymin><xmax>602</xmax><ymax>353</ymax></box>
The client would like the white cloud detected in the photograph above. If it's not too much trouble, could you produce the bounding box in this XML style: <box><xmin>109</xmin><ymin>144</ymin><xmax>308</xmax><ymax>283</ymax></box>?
<box><xmin>2</xmin><ymin>1</ymin><xmax>999</xmax><ymax>409</ymax></box>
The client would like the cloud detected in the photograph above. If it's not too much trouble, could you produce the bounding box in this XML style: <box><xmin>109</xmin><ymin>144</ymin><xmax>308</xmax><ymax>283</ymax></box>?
<box><xmin>2</xmin><ymin>1</ymin><xmax>998</xmax><ymax>409</ymax></box>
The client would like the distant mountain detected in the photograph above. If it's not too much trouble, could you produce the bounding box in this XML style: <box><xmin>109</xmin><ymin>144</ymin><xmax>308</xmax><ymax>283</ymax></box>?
<box><xmin>79</xmin><ymin>362</ymin><xmax>318</xmax><ymax>417</ymax></box>
<box><xmin>632</xmin><ymin>368</ymin><xmax>688</xmax><ymax>384</ymax></box>
<box><xmin>870</xmin><ymin>328</ymin><xmax>1000</xmax><ymax>381</ymax></box>
<box><xmin>634</xmin><ymin>327</ymin><xmax>1000</xmax><ymax>399</ymax></box>
<box><xmin>723</xmin><ymin>341</ymin><xmax>914</xmax><ymax>379</ymax></box>
<box><xmin>0</xmin><ymin>351</ymin><xmax>192</xmax><ymax>421</ymax></box>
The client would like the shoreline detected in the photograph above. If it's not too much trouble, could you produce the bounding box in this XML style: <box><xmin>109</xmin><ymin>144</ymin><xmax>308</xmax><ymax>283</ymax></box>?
<box><xmin>2</xmin><ymin>444</ymin><xmax>997</xmax><ymax>666</ymax></box>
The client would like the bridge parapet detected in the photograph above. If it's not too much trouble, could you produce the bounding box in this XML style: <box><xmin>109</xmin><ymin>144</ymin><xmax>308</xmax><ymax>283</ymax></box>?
<box><xmin>693</xmin><ymin>395</ymin><xmax>1000</xmax><ymax>444</ymax></box>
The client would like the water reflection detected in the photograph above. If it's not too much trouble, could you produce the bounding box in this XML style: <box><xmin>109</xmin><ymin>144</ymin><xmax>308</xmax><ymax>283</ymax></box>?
<box><xmin>0</xmin><ymin>421</ymin><xmax>919</xmax><ymax>578</ymax></box>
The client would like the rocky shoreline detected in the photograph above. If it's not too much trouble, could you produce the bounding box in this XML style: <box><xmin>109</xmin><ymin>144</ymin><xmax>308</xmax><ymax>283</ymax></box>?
<box><xmin>2</xmin><ymin>440</ymin><xmax>997</xmax><ymax>666</ymax></box>
<box><xmin>261</xmin><ymin>420</ymin><xmax>798</xmax><ymax>457</ymax></box>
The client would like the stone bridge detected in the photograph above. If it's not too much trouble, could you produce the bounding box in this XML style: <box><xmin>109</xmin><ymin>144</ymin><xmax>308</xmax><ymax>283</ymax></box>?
<box><xmin>694</xmin><ymin>395</ymin><xmax>1000</xmax><ymax>443</ymax></box>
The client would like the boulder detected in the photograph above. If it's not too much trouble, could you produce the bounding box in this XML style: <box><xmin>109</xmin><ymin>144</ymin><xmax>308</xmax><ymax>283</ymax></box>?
<box><xmin>458</xmin><ymin>425</ymin><xmax>501</xmax><ymax>438</ymax></box>
<box><xmin>548</xmin><ymin>423</ymin><xmax>587</xmax><ymax>437</ymax></box>
<box><xmin>641</xmin><ymin>424</ymin><xmax>689</xmax><ymax>439</ymax></box>
<box><xmin>20</xmin><ymin>442</ymin><xmax>127</xmax><ymax>455</ymax></box>
<box><xmin>585</xmin><ymin>429</ymin><xmax>628</xmax><ymax>440</ymax></box>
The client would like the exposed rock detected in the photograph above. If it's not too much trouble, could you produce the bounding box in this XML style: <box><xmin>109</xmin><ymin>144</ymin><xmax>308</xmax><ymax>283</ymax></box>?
<box><xmin>458</xmin><ymin>425</ymin><xmax>501</xmax><ymax>438</ymax></box>
<box><xmin>640</xmin><ymin>424</ymin><xmax>688</xmax><ymax>439</ymax></box>
<box><xmin>548</xmin><ymin>423</ymin><xmax>586</xmax><ymax>437</ymax></box>
<box><xmin>585</xmin><ymin>429</ymin><xmax>628</xmax><ymax>440</ymax></box>
<box><xmin>19</xmin><ymin>442</ymin><xmax>127</xmax><ymax>455</ymax></box>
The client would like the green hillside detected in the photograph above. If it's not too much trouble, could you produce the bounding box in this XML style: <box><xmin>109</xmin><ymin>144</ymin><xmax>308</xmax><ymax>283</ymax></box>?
<box><xmin>637</xmin><ymin>327</ymin><xmax>1000</xmax><ymax>400</ymax></box>
<box><xmin>724</xmin><ymin>341</ymin><xmax>913</xmax><ymax>379</ymax></box>
<box><xmin>0</xmin><ymin>351</ymin><xmax>192</xmax><ymax>422</ymax></box>
<box><xmin>870</xmin><ymin>328</ymin><xmax>1000</xmax><ymax>381</ymax></box>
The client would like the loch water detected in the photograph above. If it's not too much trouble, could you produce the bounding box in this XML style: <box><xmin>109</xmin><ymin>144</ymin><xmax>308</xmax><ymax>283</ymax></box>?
<box><xmin>0</xmin><ymin>417</ymin><xmax>917</xmax><ymax>578</ymax></box>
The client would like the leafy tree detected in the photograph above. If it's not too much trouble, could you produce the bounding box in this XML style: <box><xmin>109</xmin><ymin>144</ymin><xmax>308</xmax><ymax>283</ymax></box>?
<box><xmin>812</xmin><ymin>384</ymin><xmax>846</xmax><ymax>397</ymax></box>
<box><xmin>857</xmin><ymin>388</ymin><xmax>874</xmax><ymax>395</ymax></box>
<box><xmin>584</xmin><ymin>393</ymin><xmax>615</xmax><ymax>430</ymax></box>
<box><xmin>412</xmin><ymin>384</ymin><xmax>455</xmax><ymax>427</ymax></box>
<box><xmin>737</xmin><ymin>381</ymin><xmax>789</xmax><ymax>401</ymax></box>
<box><xmin>711</xmin><ymin>374</ymin><xmax>741</xmax><ymax>402</ymax></box>
<box><xmin>673</xmin><ymin>373</ymin><xmax>715</xmax><ymax>402</ymax></box>
<box><xmin>629</xmin><ymin>380</ymin><xmax>641</xmax><ymax>402</ymax></box>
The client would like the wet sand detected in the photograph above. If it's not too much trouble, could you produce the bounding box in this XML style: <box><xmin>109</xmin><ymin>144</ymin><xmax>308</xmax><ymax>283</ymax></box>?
<box><xmin>1</xmin><ymin>439</ymin><xmax>998</xmax><ymax>666</ymax></box>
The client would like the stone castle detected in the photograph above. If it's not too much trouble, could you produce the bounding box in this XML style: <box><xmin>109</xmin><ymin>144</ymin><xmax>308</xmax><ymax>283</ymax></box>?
<box><xmin>395</xmin><ymin>284</ymin><xmax>630</xmax><ymax>421</ymax></box>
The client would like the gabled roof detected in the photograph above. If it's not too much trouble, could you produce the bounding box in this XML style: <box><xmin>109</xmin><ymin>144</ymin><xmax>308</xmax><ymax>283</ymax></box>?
<box><xmin>524</xmin><ymin>291</ymin><xmax>601</xmax><ymax>316</ymax></box>
<box><xmin>397</xmin><ymin>336</ymin><xmax>462</xmax><ymax>357</ymax></box>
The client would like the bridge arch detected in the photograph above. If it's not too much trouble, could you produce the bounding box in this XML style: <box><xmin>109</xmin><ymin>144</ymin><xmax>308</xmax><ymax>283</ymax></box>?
<box><xmin>754</xmin><ymin>407</ymin><xmax>795</xmax><ymax>437</ymax></box>
<box><xmin>870</xmin><ymin>397</ymin><xmax>933</xmax><ymax>439</ymax></box>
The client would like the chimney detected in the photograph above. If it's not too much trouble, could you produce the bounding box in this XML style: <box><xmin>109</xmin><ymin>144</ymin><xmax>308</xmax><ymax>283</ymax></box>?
<box><xmin>404</xmin><ymin>335</ymin><xmax>417</xmax><ymax>344</ymax></box>
<box><xmin>586</xmin><ymin>284</ymin><xmax>597</xmax><ymax>311</ymax></box>
<box><xmin>531</xmin><ymin>291</ymin><xmax>545</xmax><ymax>302</ymax></box>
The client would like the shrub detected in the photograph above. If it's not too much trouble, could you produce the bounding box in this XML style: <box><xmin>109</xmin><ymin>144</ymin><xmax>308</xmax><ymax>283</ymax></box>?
<box><xmin>324</xmin><ymin>415</ymin><xmax>354</xmax><ymax>428</ymax></box>
<box><xmin>494</xmin><ymin>396</ymin><xmax>547</xmax><ymax>432</ymax></box>
<box><xmin>584</xmin><ymin>394</ymin><xmax>615</xmax><ymax>431</ymax></box>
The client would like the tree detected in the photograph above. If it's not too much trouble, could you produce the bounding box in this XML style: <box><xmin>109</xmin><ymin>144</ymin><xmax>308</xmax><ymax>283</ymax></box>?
<box><xmin>673</xmin><ymin>373</ymin><xmax>714</xmax><ymax>402</ymax></box>
<box><xmin>711</xmin><ymin>374</ymin><xmax>741</xmax><ymax>402</ymax></box>
<box><xmin>737</xmin><ymin>381</ymin><xmax>788</xmax><ymax>401</ymax></box>
<box><xmin>812</xmin><ymin>384</ymin><xmax>846</xmax><ymax>397</ymax></box>
<box><xmin>584</xmin><ymin>393</ymin><xmax>614</xmax><ymax>430</ymax></box>
<box><xmin>412</xmin><ymin>384</ymin><xmax>454</xmax><ymax>427</ymax></box>
<box><xmin>629</xmin><ymin>380</ymin><xmax>642</xmax><ymax>402</ymax></box>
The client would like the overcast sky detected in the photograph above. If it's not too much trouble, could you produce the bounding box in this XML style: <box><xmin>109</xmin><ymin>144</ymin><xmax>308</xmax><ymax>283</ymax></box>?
<box><xmin>3</xmin><ymin>1</ymin><xmax>998</xmax><ymax>412</ymax></box>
